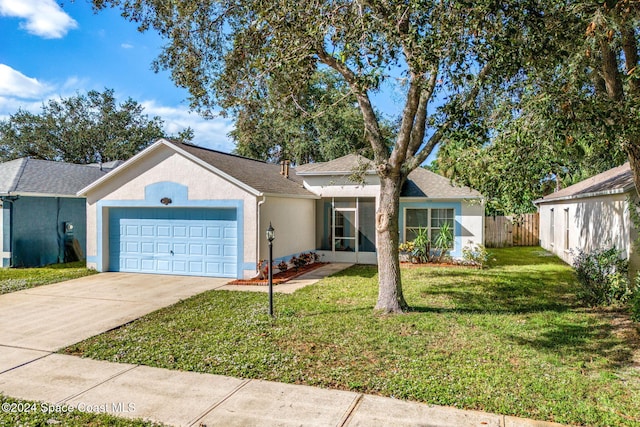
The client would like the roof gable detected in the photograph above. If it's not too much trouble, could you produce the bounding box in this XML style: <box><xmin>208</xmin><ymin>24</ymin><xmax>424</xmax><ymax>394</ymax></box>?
<box><xmin>537</xmin><ymin>162</ymin><xmax>635</xmax><ymax>203</ymax></box>
<box><xmin>296</xmin><ymin>155</ymin><xmax>482</xmax><ymax>198</ymax></box>
<box><xmin>403</xmin><ymin>168</ymin><xmax>482</xmax><ymax>198</ymax></box>
<box><xmin>295</xmin><ymin>154</ymin><xmax>375</xmax><ymax>175</ymax></box>
<box><xmin>79</xmin><ymin>139</ymin><xmax>315</xmax><ymax>198</ymax></box>
<box><xmin>0</xmin><ymin>158</ymin><xmax>110</xmax><ymax>197</ymax></box>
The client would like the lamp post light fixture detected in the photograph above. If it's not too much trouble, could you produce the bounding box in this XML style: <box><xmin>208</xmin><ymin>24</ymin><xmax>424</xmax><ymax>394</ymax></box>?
<box><xmin>267</xmin><ymin>222</ymin><xmax>275</xmax><ymax>317</ymax></box>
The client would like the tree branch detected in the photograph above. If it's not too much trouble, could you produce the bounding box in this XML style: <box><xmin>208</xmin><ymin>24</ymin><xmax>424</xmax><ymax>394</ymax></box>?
<box><xmin>411</xmin><ymin>62</ymin><xmax>493</xmax><ymax>169</ymax></box>
<box><xmin>407</xmin><ymin>67</ymin><xmax>438</xmax><ymax>156</ymax></box>
<box><xmin>621</xmin><ymin>25</ymin><xmax>640</xmax><ymax>96</ymax></box>
<box><xmin>316</xmin><ymin>48</ymin><xmax>387</xmax><ymax>161</ymax></box>
<box><xmin>389</xmin><ymin>75</ymin><xmax>422</xmax><ymax>169</ymax></box>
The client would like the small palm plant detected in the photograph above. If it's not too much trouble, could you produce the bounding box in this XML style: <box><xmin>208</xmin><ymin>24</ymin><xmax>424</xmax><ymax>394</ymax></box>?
<box><xmin>433</xmin><ymin>222</ymin><xmax>453</xmax><ymax>263</ymax></box>
<box><xmin>411</xmin><ymin>227</ymin><xmax>431</xmax><ymax>263</ymax></box>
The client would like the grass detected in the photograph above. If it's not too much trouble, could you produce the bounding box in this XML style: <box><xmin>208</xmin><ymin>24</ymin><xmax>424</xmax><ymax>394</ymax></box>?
<box><xmin>0</xmin><ymin>261</ymin><xmax>97</xmax><ymax>295</ymax></box>
<box><xmin>0</xmin><ymin>394</ymin><xmax>163</xmax><ymax>426</ymax></box>
<box><xmin>63</xmin><ymin>247</ymin><xmax>640</xmax><ymax>426</ymax></box>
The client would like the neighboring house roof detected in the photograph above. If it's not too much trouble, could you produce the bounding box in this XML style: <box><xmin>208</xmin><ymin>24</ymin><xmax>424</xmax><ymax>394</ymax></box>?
<box><xmin>296</xmin><ymin>154</ymin><xmax>482</xmax><ymax>199</ymax></box>
<box><xmin>0</xmin><ymin>158</ymin><xmax>112</xmax><ymax>197</ymax></box>
<box><xmin>295</xmin><ymin>154</ymin><xmax>376</xmax><ymax>175</ymax></box>
<box><xmin>535</xmin><ymin>162</ymin><xmax>635</xmax><ymax>204</ymax></box>
<box><xmin>78</xmin><ymin>138</ymin><xmax>316</xmax><ymax>198</ymax></box>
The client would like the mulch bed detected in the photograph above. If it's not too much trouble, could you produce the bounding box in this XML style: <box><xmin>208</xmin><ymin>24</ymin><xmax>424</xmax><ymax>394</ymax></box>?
<box><xmin>227</xmin><ymin>262</ymin><xmax>327</xmax><ymax>285</ymax></box>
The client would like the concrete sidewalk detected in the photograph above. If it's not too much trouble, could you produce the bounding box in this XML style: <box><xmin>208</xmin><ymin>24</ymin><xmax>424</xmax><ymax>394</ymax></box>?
<box><xmin>0</xmin><ymin>349</ymin><xmax>563</xmax><ymax>427</ymax></box>
<box><xmin>217</xmin><ymin>263</ymin><xmax>354</xmax><ymax>294</ymax></box>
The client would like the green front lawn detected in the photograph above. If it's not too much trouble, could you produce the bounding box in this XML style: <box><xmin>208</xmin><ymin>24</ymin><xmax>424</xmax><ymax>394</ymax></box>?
<box><xmin>0</xmin><ymin>262</ymin><xmax>97</xmax><ymax>295</ymax></box>
<box><xmin>64</xmin><ymin>247</ymin><xmax>640</xmax><ymax>426</ymax></box>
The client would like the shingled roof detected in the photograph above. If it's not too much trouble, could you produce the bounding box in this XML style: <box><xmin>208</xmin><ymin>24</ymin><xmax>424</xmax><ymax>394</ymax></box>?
<box><xmin>0</xmin><ymin>158</ymin><xmax>112</xmax><ymax>196</ymax></box>
<box><xmin>536</xmin><ymin>162</ymin><xmax>635</xmax><ymax>204</ymax></box>
<box><xmin>168</xmin><ymin>140</ymin><xmax>314</xmax><ymax>197</ymax></box>
<box><xmin>296</xmin><ymin>154</ymin><xmax>482</xmax><ymax>198</ymax></box>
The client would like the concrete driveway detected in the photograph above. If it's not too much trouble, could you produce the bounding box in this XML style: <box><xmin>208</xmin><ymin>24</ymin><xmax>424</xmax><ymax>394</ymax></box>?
<box><xmin>0</xmin><ymin>272</ymin><xmax>229</xmax><ymax>353</ymax></box>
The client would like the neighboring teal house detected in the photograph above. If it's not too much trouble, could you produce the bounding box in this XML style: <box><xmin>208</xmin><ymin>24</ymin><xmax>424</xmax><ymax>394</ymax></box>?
<box><xmin>79</xmin><ymin>139</ymin><xmax>484</xmax><ymax>279</ymax></box>
<box><xmin>0</xmin><ymin>158</ymin><xmax>119</xmax><ymax>267</ymax></box>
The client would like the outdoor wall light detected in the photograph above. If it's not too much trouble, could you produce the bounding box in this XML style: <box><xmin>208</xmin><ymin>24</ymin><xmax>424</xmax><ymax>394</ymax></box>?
<box><xmin>267</xmin><ymin>222</ymin><xmax>275</xmax><ymax>242</ymax></box>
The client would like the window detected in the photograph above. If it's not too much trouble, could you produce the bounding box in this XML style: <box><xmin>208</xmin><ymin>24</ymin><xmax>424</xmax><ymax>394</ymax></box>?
<box><xmin>564</xmin><ymin>208</ymin><xmax>570</xmax><ymax>251</ymax></box>
<box><xmin>405</xmin><ymin>208</ymin><xmax>455</xmax><ymax>248</ymax></box>
<box><xmin>405</xmin><ymin>209</ymin><xmax>429</xmax><ymax>241</ymax></box>
<box><xmin>431</xmin><ymin>208</ymin><xmax>455</xmax><ymax>248</ymax></box>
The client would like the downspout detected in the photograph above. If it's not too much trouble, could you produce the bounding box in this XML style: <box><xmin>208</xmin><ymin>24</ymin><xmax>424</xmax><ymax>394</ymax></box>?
<box><xmin>257</xmin><ymin>195</ymin><xmax>267</xmax><ymax>273</ymax></box>
<box><xmin>0</xmin><ymin>194</ymin><xmax>19</xmax><ymax>267</ymax></box>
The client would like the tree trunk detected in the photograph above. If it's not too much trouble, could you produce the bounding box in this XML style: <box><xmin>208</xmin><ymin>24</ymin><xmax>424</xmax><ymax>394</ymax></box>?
<box><xmin>374</xmin><ymin>174</ymin><xmax>408</xmax><ymax>313</ymax></box>
<box><xmin>626</xmin><ymin>139</ymin><xmax>640</xmax><ymax>195</ymax></box>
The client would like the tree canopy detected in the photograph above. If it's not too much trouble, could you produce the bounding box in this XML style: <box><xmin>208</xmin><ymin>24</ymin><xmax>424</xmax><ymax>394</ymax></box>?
<box><xmin>93</xmin><ymin>0</ymin><xmax>558</xmax><ymax>312</ymax></box>
<box><xmin>436</xmin><ymin>0</ymin><xmax>639</xmax><ymax>215</ymax></box>
<box><xmin>230</xmin><ymin>69</ymin><xmax>394</xmax><ymax>164</ymax></box>
<box><xmin>0</xmin><ymin>89</ymin><xmax>190</xmax><ymax>164</ymax></box>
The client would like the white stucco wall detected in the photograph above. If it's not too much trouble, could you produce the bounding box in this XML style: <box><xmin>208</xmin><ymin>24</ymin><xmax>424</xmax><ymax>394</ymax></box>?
<box><xmin>460</xmin><ymin>200</ymin><xmax>485</xmax><ymax>248</ymax></box>
<box><xmin>259</xmin><ymin>196</ymin><xmax>316</xmax><ymax>262</ymax></box>
<box><xmin>84</xmin><ymin>145</ymin><xmax>259</xmax><ymax>278</ymax></box>
<box><xmin>538</xmin><ymin>193</ymin><xmax>633</xmax><ymax>266</ymax></box>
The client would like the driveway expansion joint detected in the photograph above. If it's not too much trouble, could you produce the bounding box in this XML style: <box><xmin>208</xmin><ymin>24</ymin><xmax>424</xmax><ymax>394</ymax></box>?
<box><xmin>0</xmin><ymin>346</ymin><xmax>53</xmax><ymax>375</ymax></box>
<box><xmin>58</xmin><ymin>363</ymin><xmax>140</xmax><ymax>405</ymax></box>
<box><xmin>337</xmin><ymin>393</ymin><xmax>363</xmax><ymax>426</ymax></box>
<box><xmin>188</xmin><ymin>378</ymin><xmax>252</xmax><ymax>426</ymax></box>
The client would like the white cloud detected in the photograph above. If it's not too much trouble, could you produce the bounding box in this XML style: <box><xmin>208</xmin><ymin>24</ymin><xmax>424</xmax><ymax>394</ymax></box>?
<box><xmin>0</xmin><ymin>0</ymin><xmax>77</xmax><ymax>39</ymax></box>
<box><xmin>0</xmin><ymin>64</ymin><xmax>50</xmax><ymax>98</ymax></box>
<box><xmin>121</xmin><ymin>43</ymin><xmax>134</xmax><ymax>49</ymax></box>
<box><xmin>142</xmin><ymin>101</ymin><xmax>236</xmax><ymax>153</ymax></box>
<box><xmin>0</xmin><ymin>67</ymin><xmax>236</xmax><ymax>153</ymax></box>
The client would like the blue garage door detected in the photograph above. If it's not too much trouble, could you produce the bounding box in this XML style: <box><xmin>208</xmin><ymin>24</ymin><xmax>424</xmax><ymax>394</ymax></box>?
<box><xmin>109</xmin><ymin>208</ymin><xmax>237</xmax><ymax>277</ymax></box>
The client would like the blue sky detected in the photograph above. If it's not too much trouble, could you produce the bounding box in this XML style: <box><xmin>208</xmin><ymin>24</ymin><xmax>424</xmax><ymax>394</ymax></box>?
<box><xmin>0</xmin><ymin>0</ymin><xmax>428</xmax><ymax>160</ymax></box>
<box><xmin>0</xmin><ymin>0</ymin><xmax>234</xmax><ymax>151</ymax></box>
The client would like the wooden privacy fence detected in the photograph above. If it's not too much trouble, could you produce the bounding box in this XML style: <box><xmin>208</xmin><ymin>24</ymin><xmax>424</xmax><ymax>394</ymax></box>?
<box><xmin>484</xmin><ymin>213</ymin><xmax>540</xmax><ymax>248</ymax></box>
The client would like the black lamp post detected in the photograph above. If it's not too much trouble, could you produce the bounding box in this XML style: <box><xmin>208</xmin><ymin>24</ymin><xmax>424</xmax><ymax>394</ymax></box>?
<box><xmin>267</xmin><ymin>222</ymin><xmax>275</xmax><ymax>317</ymax></box>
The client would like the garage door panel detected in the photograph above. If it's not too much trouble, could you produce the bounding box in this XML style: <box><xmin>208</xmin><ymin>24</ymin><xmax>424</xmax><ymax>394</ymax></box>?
<box><xmin>223</xmin><ymin>245</ymin><xmax>237</xmax><ymax>257</ymax></box>
<box><xmin>173</xmin><ymin>226</ymin><xmax>187</xmax><ymax>237</ymax></box>
<box><xmin>157</xmin><ymin>260</ymin><xmax>171</xmax><ymax>271</ymax></box>
<box><xmin>140</xmin><ymin>242</ymin><xmax>154</xmax><ymax>254</ymax></box>
<box><xmin>109</xmin><ymin>207</ymin><xmax>237</xmax><ymax>278</ymax></box>
<box><xmin>207</xmin><ymin>227</ymin><xmax>221</xmax><ymax>238</ymax></box>
<box><xmin>224</xmin><ymin>227</ymin><xmax>236</xmax><ymax>239</ymax></box>
<box><xmin>190</xmin><ymin>226</ymin><xmax>204</xmax><ymax>238</ymax></box>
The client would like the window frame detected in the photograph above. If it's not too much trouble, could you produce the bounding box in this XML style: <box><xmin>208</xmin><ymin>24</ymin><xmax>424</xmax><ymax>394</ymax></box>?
<box><xmin>404</xmin><ymin>207</ymin><xmax>455</xmax><ymax>250</ymax></box>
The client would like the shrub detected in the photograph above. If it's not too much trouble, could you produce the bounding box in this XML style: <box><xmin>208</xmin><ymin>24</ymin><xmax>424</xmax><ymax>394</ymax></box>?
<box><xmin>277</xmin><ymin>260</ymin><xmax>289</xmax><ymax>273</ymax></box>
<box><xmin>572</xmin><ymin>247</ymin><xmax>633</xmax><ymax>306</ymax></box>
<box><xmin>630</xmin><ymin>279</ymin><xmax>640</xmax><ymax>321</ymax></box>
<box><xmin>462</xmin><ymin>243</ymin><xmax>491</xmax><ymax>269</ymax></box>
<box><xmin>292</xmin><ymin>255</ymin><xmax>307</xmax><ymax>270</ymax></box>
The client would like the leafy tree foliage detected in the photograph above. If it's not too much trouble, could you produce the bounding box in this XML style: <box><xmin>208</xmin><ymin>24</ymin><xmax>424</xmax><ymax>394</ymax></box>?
<box><xmin>437</xmin><ymin>0</ymin><xmax>638</xmax><ymax>215</ymax></box>
<box><xmin>0</xmin><ymin>89</ymin><xmax>186</xmax><ymax>164</ymax></box>
<box><xmin>92</xmin><ymin>0</ymin><xmax>553</xmax><ymax>313</ymax></box>
<box><xmin>231</xmin><ymin>69</ymin><xmax>394</xmax><ymax>164</ymax></box>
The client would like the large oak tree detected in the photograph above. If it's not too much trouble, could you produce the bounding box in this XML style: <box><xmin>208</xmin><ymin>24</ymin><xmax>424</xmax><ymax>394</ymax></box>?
<box><xmin>93</xmin><ymin>0</ymin><xmax>550</xmax><ymax>312</ymax></box>
<box><xmin>0</xmin><ymin>89</ymin><xmax>191</xmax><ymax>164</ymax></box>
<box><xmin>437</xmin><ymin>0</ymin><xmax>639</xmax><ymax>215</ymax></box>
